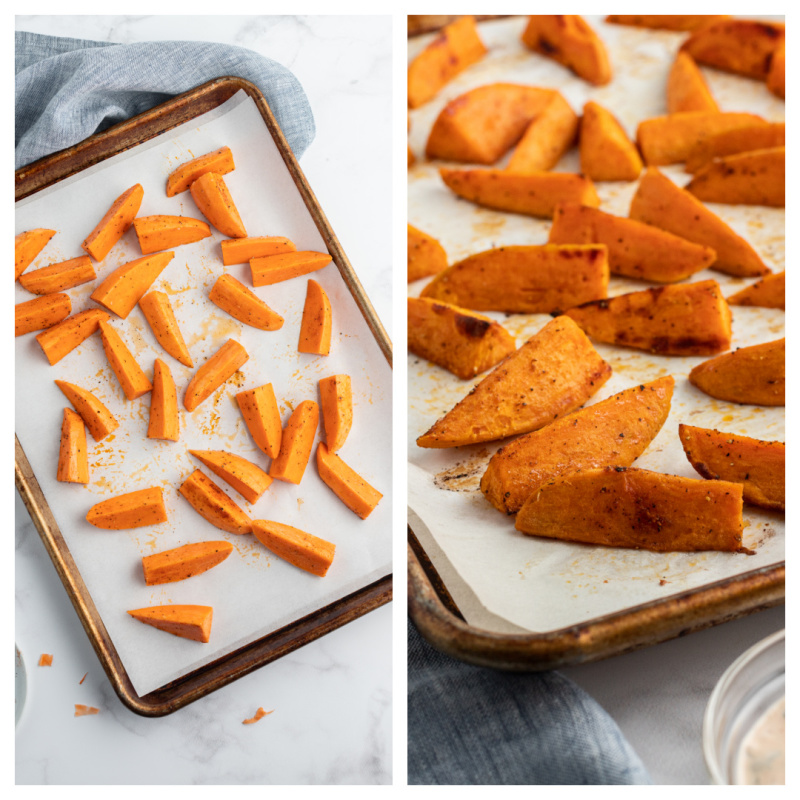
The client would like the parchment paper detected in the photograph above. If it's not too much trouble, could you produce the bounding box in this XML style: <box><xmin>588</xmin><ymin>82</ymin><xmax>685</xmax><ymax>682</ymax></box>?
<box><xmin>16</xmin><ymin>91</ymin><xmax>392</xmax><ymax>696</ymax></box>
<box><xmin>408</xmin><ymin>17</ymin><xmax>784</xmax><ymax>635</ymax></box>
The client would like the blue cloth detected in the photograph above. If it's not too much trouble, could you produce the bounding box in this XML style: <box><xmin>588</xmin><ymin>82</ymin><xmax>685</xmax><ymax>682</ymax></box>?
<box><xmin>15</xmin><ymin>31</ymin><xmax>315</xmax><ymax>169</ymax></box>
<box><xmin>408</xmin><ymin>619</ymin><xmax>652</xmax><ymax>785</ymax></box>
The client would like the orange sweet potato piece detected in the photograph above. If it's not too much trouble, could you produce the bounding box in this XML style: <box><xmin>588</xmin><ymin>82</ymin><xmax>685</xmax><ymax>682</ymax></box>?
<box><xmin>15</xmin><ymin>293</ymin><xmax>71</xmax><ymax>337</ymax></box>
<box><xmin>727</xmin><ymin>272</ymin><xmax>785</xmax><ymax>310</ymax></box>
<box><xmin>90</xmin><ymin>251</ymin><xmax>175</xmax><ymax>319</ymax></box>
<box><xmin>269</xmin><ymin>400</ymin><xmax>319</xmax><ymax>485</ymax></box>
<box><xmin>417</xmin><ymin>315</ymin><xmax>611</xmax><ymax>449</ymax></box>
<box><xmin>481</xmin><ymin>376</ymin><xmax>674</xmax><ymax>514</ymax></box>
<box><xmin>252</xmin><ymin>519</ymin><xmax>336</xmax><ymax>576</ymax></box>
<box><xmin>15</xmin><ymin>228</ymin><xmax>56</xmax><ymax>280</ymax></box>
<box><xmin>133</xmin><ymin>215</ymin><xmax>211</xmax><ymax>254</ymax></box>
<box><xmin>521</xmin><ymin>15</ymin><xmax>611</xmax><ymax>86</ymax></box>
<box><xmin>166</xmin><ymin>146</ymin><xmax>235</xmax><ymax>196</ymax></box>
<box><xmin>57</xmin><ymin>408</ymin><xmax>89</xmax><ymax>484</ymax></box>
<box><xmin>688</xmin><ymin>339</ymin><xmax>784</xmax><ymax>406</ymax></box>
<box><xmin>221</xmin><ymin>236</ymin><xmax>296</xmax><ymax>265</ymax></box>
<box><xmin>515</xmin><ymin>466</ymin><xmax>749</xmax><ymax>553</ymax></box>
<box><xmin>55</xmin><ymin>380</ymin><xmax>119</xmax><ymax>442</ymax></box>
<box><xmin>142</xmin><ymin>540</ymin><xmax>234</xmax><ymax>585</ymax></box>
<box><xmin>407</xmin><ymin>297</ymin><xmax>516</xmax><ymax>380</ymax></box>
<box><xmin>98</xmin><ymin>320</ymin><xmax>152</xmax><ymax>400</ymax></box>
<box><xmin>667</xmin><ymin>52</ymin><xmax>719</xmax><ymax>114</ymax></box>
<box><xmin>209</xmin><ymin>274</ymin><xmax>284</xmax><ymax>331</ymax></box>
<box><xmin>86</xmin><ymin>487</ymin><xmax>167</xmax><ymax>529</ymax></box>
<box><xmin>408</xmin><ymin>225</ymin><xmax>448</xmax><ymax>283</ymax></box>
<box><xmin>184</xmin><ymin>339</ymin><xmax>248</xmax><ymax>412</ymax></box>
<box><xmin>679</xmin><ymin>425</ymin><xmax>784</xmax><ymax>511</ymax></box>
<box><xmin>316</xmin><ymin>443</ymin><xmax>383</xmax><ymax>520</ymax></box>
<box><xmin>605</xmin><ymin>15</ymin><xmax>729</xmax><ymax>31</ymax></box>
<box><xmin>35</xmin><ymin>308</ymin><xmax>110</xmax><ymax>365</ymax></box>
<box><xmin>250</xmin><ymin>251</ymin><xmax>332</xmax><ymax>287</ymax></box>
<box><xmin>319</xmin><ymin>374</ymin><xmax>352</xmax><ymax>452</ymax></box>
<box><xmin>298</xmin><ymin>280</ymin><xmax>331</xmax><ymax>355</ymax></box>
<box><xmin>38</xmin><ymin>654</ymin><xmax>53</xmax><ymax>667</ymax></box>
<box><xmin>179</xmin><ymin>469</ymin><xmax>252</xmax><ymax>534</ymax></box>
<box><xmin>420</xmin><ymin>244</ymin><xmax>608</xmax><ymax>314</ymax></box>
<box><xmin>127</xmin><ymin>605</ymin><xmax>213</xmax><ymax>643</ymax></box>
<box><xmin>82</xmin><ymin>184</ymin><xmax>144</xmax><ymax>262</ymax></box>
<box><xmin>74</xmin><ymin>704</ymin><xmax>99</xmax><ymax>716</ymax></box>
<box><xmin>18</xmin><ymin>255</ymin><xmax>96</xmax><ymax>295</ymax></box>
<box><xmin>579</xmin><ymin>101</ymin><xmax>643</xmax><ymax>182</ymax></box>
<box><xmin>767</xmin><ymin>45</ymin><xmax>785</xmax><ymax>98</ymax></box>
<box><xmin>139</xmin><ymin>291</ymin><xmax>193</xmax><ymax>368</ymax></box>
<box><xmin>235</xmin><ymin>383</ymin><xmax>282</xmax><ymax>459</ymax></box>
<box><xmin>629</xmin><ymin>168</ymin><xmax>769</xmax><ymax>277</ymax></box>
<box><xmin>190</xmin><ymin>172</ymin><xmax>247</xmax><ymax>238</ymax></box>
<box><xmin>189</xmin><ymin>450</ymin><xmax>272</xmax><ymax>504</ymax></box>
<box><xmin>148</xmin><ymin>359</ymin><xmax>179</xmax><ymax>441</ymax></box>
<box><xmin>684</xmin><ymin>122</ymin><xmax>785</xmax><ymax>173</ymax></box>
<box><xmin>408</xmin><ymin>15</ymin><xmax>487</xmax><ymax>108</ymax></box>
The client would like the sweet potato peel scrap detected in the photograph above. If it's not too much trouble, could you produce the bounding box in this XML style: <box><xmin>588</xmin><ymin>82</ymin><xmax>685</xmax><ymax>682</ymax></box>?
<box><xmin>242</xmin><ymin>707</ymin><xmax>273</xmax><ymax>724</ymax></box>
<box><xmin>38</xmin><ymin>654</ymin><xmax>53</xmax><ymax>666</ymax></box>
<box><xmin>74</xmin><ymin>704</ymin><xmax>99</xmax><ymax>717</ymax></box>
<box><xmin>79</xmin><ymin>673</ymin><xmax>88</xmax><ymax>685</ymax></box>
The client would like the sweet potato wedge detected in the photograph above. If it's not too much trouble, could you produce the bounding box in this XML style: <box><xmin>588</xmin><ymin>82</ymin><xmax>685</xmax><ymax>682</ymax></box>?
<box><xmin>15</xmin><ymin>228</ymin><xmax>56</xmax><ymax>280</ymax></box>
<box><xmin>139</xmin><ymin>291</ymin><xmax>193</xmax><ymax>368</ymax></box>
<box><xmin>515</xmin><ymin>466</ymin><xmax>748</xmax><ymax>553</ymax></box>
<box><xmin>184</xmin><ymin>339</ymin><xmax>248</xmax><ymax>412</ymax></box>
<box><xmin>236</xmin><ymin>383</ymin><xmax>282</xmax><ymax>459</ymax></box>
<box><xmin>408</xmin><ymin>15</ymin><xmax>487</xmax><ymax>108</ymax></box>
<box><xmin>221</xmin><ymin>236</ymin><xmax>296</xmax><ymax>265</ymax></box>
<box><xmin>250</xmin><ymin>251</ymin><xmax>332</xmax><ymax>287</ymax></box>
<box><xmin>407</xmin><ymin>297</ymin><xmax>516</xmax><ymax>380</ymax></box>
<box><xmin>408</xmin><ymin>225</ymin><xmax>448</xmax><ymax>283</ymax></box>
<box><xmin>55</xmin><ymin>380</ymin><xmax>119</xmax><ymax>442</ymax></box>
<box><xmin>35</xmin><ymin>308</ymin><xmax>109</xmax><ymax>366</ymax></box>
<box><xmin>127</xmin><ymin>605</ymin><xmax>213</xmax><ymax>643</ymax></box>
<box><xmin>319</xmin><ymin>374</ymin><xmax>352</xmax><ymax>453</ymax></box>
<box><xmin>417</xmin><ymin>315</ymin><xmax>611</xmax><ymax>448</ymax></box>
<box><xmin>15</xmin><ymin>293</ymin><xmax>71</xmax><ymax>337</ymax></box>
<box><xmin>18</xmin><ymin>255</ymin><xmax>96</xmax><ymax>295</ymax></box>
<box><xmin>179</xmin><ymin>469</ymin><xmax>252</xmax><ymax>535</ymax></box>
<box><xmin>679</xmin><ymin>425</ymin><xmax>784</xmax><ymax>511</ymax></box>
<box><xmin>190</xmin><ymin>172</ymin><xmax>246</xmax><ymax>238</ymax></box>
<box><xmin>142</xmin><ymin>541</ymin><xmax>234</xmax><ymax>586</ymax></box>
<box><xmin>684</xmin><ymin>122</ymin><xmax>785</xmax><ymax>173</ymax></box>
<box><xmin>767</xmin><ymin>45</ymin><xmax>785</xmax><ymax>98</ymax></box>
<box><xmin>727</xmin><ymin>272</ymin><xmax>784</xmax><ymax>310</ymax></box>
<box><xmin>667</xmin><ymin>52</ymin><xmax>719</xmax><ymax>114</ymax></box>
<box><xmin>57</xmin><ymin>408</ymin><xmax>89</xmax><ymax>484</ymax></box>
<box><xmin>579</xmin><ymin>101</ymin><xmax>643</xmax><ymax>182</ymax></box>
<box><xmin>252</xmin><ymin>519</ymin><xmax>335</xmax><ymax>577</ymax></box>
<box><xmin>629</xmin><ymin>168</ymin><xmax>769</xmax><ymax>277</ymax></box>
<box><xmin>166</xmin><ymin>146</ymin><xmax>235</xmax><ymax>196</ymax></box>
<box><xmin>90</xmin><ymin>251</ymin><xmax>175</xmax><ymax>319</ymax></box>
<box><xmin>605</xmin><ymin>15</ymin><xmax>729</xmax><ymax>31</ymax></box>
<box><xmin>82</xmin><ymin>184</ymin><xmax>144</xmax><ymax>262</ymax></box>
<box><xmin>688</xmin><ymin>339</ymin><xmax>784</xmax><ymax>406</ymax></box>
<box><xmin>86</xmin><ymin>487</ymin><xmax>167</xmax><ymax>529</ymax></box>
<box><xmin>209</xmin><ymin>274</ymin><xmax>284</xmax><ymax>331</ymax></box>
<box><xmin>481</xmin><ymin>376</ymin><xmax>674</xmax><ymax>514</ymax></box>
<box><xmin>420</xmin><ymin>244</ymin><xmax>608</xmax><ymax>314</ymax></box>
<box><xmin>298</xmin><ymin>280</ymin><xmax>331</xmax><ymax>355</ymax></box>
<box><xmin>189</xmin><ymin>449</ymin><xmax>272</xmax><ymax>504</ymax></box>
<box><xmin>148</xmin><ymin>358</ymin><xmax>179</xmax><ymax>441</ymax></box>
<box><xmin>316</xmin><ymin>443</ymin><xmax>383</xmax><ymax>519</ymax></box>
<box><xmin>98</xmin><ymin>320</ymin><xmax>152</xmax><ymax>400</ymax></box>
<box><xmin>133</xmin><ymin>215</ymin><xmax>211</xmax><ymax>254</ymax></box>
<box><xmin>269</xmin><ymin>400</ymin><xmax>319</xmax><ymax>485</ymax></box>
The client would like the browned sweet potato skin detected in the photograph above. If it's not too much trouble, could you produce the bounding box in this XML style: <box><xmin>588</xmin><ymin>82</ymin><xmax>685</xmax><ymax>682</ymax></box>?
<box><xmin>679</xmin><ymin>425</ymin><xmax>784</xmax><ymax>511</ymax></box>
<box><xmin>727</xmin><ymin>272</ymin><xmax>784</xmax><ymax>310</ymax></box>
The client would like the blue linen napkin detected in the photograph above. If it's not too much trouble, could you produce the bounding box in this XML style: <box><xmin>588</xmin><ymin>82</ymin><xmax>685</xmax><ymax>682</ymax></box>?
<box><xmin>408</xmin><ymin>618</ymin><xmax>652</xmax><ymax>785</ymax></box>
<box><xmin>15</xmin><ymin>30</ymin><xmax>315</xmax><ymax>170</ymax></box>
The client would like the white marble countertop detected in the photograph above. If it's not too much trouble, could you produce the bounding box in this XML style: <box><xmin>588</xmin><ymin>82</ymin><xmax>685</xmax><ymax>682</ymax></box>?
<box><xmin>15</xmin><ymin>15</ymin><xmax>392</xmax><ymax>785</ymax></box>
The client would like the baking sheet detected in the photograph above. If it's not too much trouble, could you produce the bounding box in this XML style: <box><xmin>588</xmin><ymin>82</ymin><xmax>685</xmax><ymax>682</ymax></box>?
<box><xmin>408</xmin><ymin>16</ymin><xmax>784</xmax><ymax>635</ymax></box>
<box><xmin>16</xmin><ymin>90</ymin><xmax>392</xmax><ymax>696</ymax></box>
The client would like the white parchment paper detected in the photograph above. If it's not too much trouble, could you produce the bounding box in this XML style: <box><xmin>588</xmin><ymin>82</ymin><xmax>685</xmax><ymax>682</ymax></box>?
<box><xmin>16</xmin><ymin>91</ymin><xmax>392</xmax><ymax>696</ymax></box>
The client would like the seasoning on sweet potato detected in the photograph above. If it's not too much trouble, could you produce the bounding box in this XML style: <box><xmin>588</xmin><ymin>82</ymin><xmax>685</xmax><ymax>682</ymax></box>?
<box><xmin>86</xmin><ymin>487</ymin><xmax>168</xmax><ymax>529</ymax></box>
<box><xmin>407</xmin><ymin>297</ymin><xmax>516</xmax><ymax>380</ymax></box>
<box><xmin>319</xmin><ymin>375</ymin><xmax>352</xmax><ymax>453</ymax></box>
<box><xmin>35</xmin><ymin>308</ymin><xmax>110</xmax><ymax>366</ymax></box>
<box><xmin>480</xmin><ymin>375</ymin><xmax>674</xmax><ymax>514</ymax></box>
<box><xmin>236</xmin><ymin>383</ymin><xmax>282</xmax><ymax>459</ymax></box>
<box><xmin>57</xmin><ymin>408</ymin><xmax>89</xmax><ymax>484</ymax></box>
<box><xmin>250</xmin><ymin>251</ymin><xmax>332</xmax><ymax>287</ymax></box>
<box><xmin>15</xmin><ymin>228</ymin><xmax>56</xmax><ymax>280</ymax></box>
<box><xmin>190</xmin><ymin>172</ymin><xmax>246</xmax><ymax>238</ymax></box>
<box><xmin>18</xmin><ymin>255</ymin><xmax>96</xmax><ymax>295</ymax></box>
<box><xmin>268</xmin><ymin>400</ymin><xmax>319</xmax><ymax>485</ymax></box>
<box><xmin>515</xmin><ymin>466</ymin><xmax>750</xmax><ymax>553</ymax></box>
<box><xmin>189</xmin><ymin>450</ymin><xmax>272</xmax><ymax>504</ymax></box>
<box><xmin>142</xmin><ymin>541</ymin><xmax>234</xmax><ymax>585</ymax></box>
<box><xmin>242</xmin><ymin>708</ymin><xmax>273</xmax><ymax>724</ymax></box>
<box><xmin>252</xmin><ymin>519</ymin><xmax>336</xmax><ymax>576</ymax></box>
<box><xmin>179</xmin><ymin>469</ymin><xmax>253</xmax><ymax>535</ymax></box>
<box><xmin>679</xmin><ymin>425</ymin><xmax>785</xmax><ymax>511</ymax></box>
<box><xmin>209</xmin><ymin>274</ymin><xmax>284</xmax><ymax>331</ymax></box>
<box><xmin>55</xmin><ymin>380</ymin><xmax>119</xmax><ymax>442</ymax></box>
<box><xmin>420</xmin><ymin>244</ymin><xmax>609</xmax><ymax>314</ymax></box>
<box><xmin>667</xmin><ymin>52</ymin><xmax>719</xmax><ymax>114</ymax></box>
<box><xmin>15</xmin><ymin>293</ymin><xmax>71</xmax><ymax>337</ymax></box>
<box><xmin>90</xmin><ymin>251</ymin><xmax>175</xmax><ymax>319</ymax></box>
<box><xmin>688</xmin><ymin>339</ymin><xmax>785</xmax><ymax>406</ymax></box>
<box><xmin>74</xmin><ymin>704</ymin><xmax>100</xmax><ymax>716</ymax></box>
<box><xmin>81</xmin><ymin>184</ymin><xmax>144</xmax><ymax>262</ymax></box>
<box><xmin>727</xmin><ymin>272</ymin><xmax>785</xmax><ymax>310</ymax></box>
<box><xmin>166</xmin><ymin>146</ymin><xmax>235</xmax><ymax>196</ymax></box>
<box><xmin>133</xmin><ymin>215</ymin><xmax>211</xmax><ymax>254</ymax></box>
<box><xmin>684</xmin><ymin>122</ymin><xmax>785</xmax><ymax>173</ymax></box>
<box><xmin>439</xmin><ymin>167</ymin><xmax>599</xmax><ymax>219</ymax></box>
<box><xmin>408</xmin><ymin>15</ymin><xmax>487</xmax><ymax>108</ymax></box>
<box><xmin>139</xmin><ymin>291</ymin><xmax>193</xmax><ymax>368</ymax></box>
<box><xmin>408</xmin><ymin>224</ymin><xmax>448</xmax><ymax>283</ymax></box>
<box><xmin>629</xmin><ymin>168</ymin><xmax>770</xmax><ymax>277</ymax></box>
<box><xmin>579</xmin><ymin>101</ymin><xmax>643</xmax><ymax>182</ymax></box>
<box><xmin>564</xmin><ymin>279</ymin><xmax>732</xmax><ymax>356</ymax></box>
<box><xmin>604</xmin><ymin>15</ymin><xmax>729</xmax><ymax>31</ymax></box>
<box><xmin>417</xmin><ymin>315</ymin><xmax>611</xmax><ymax>449</ymax></box>
<box><xmin>298</xmin><ymin>280</ymin><xmax>331</xmax><ymax>356</ymax></box>
<box><xmin>221</xmin><ymin>236</ymin><xmax>296</xmax><ymax>265</ymax></box>
<box><xmin>767</xmin><ymin>44</ymin><xmax>785</xmax><ymax>98</ymax></box>
<box><xmin>184</xmin><ymin>339</ymin><xmax>248</xmax><ymax>412</ymax></box>
<box><xmin>127</xmin><ymin>605</ymin><xmax>213</xmax><ymax>643</ymax></box>
<box><xmin>316</xmin><ymin>443</ymin><xmax>383</xmax><ymax>520</ymax></box>
<box><xmin>98</xmin><ymin>320</ymin><xmax>152</xmax><ymax>401</ymax></box>
<box><xmin>148</xmin><ymin>359</ymin><xmax>179</xmax><ymax>441</ymax></box>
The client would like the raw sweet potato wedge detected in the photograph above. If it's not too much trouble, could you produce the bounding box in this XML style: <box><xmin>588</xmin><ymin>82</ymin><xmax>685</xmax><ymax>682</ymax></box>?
<box><xmin>417</xmin><ymin>315</ymin><xmax>611</xmax><ymax>448</ymax></box>
<box><xmin>420</xmin><ymin>244</ymin><xmax>609</xmax><ymax>314</ymax></box>
<box><xmin>252</xmin><ymin>519</ymin><xmax>335</xmax><ymax>577</ymax></box>
<box><xmin>184</xmin><ymin>339</ymin><xmax>248</xmax><ymax>412</ymax></box>
<box><xmin>688</xmin><ymin>339</ymin><xmax>784</xmax><ymax>406</ymax></box>
<box><xmin>190</xmin><ymin>172</ymin><xmax>247</xmax><ymax>238</ymax></box>
<box><xmin>408</xmin><ymin>15</ymin><xmax>487</xmax><ymax>108</ymax></box>
<box><xmin>564</xmin><ymin>279</ymin><xmax>732</xmax><ymax>356</ymax></box>
<box><xmin>727</xmin><ymin>272</ymin><xmax>784</xmax><ymax>310</ymax></box>
<box><xmin>166</xmin><ymin>146</ymin><xmax>235</xmax><ymax>196</ymax></box>
<box><xmin>148</xmin><ymin>358</ymin><xmax>179</xmax><ymax>441</ymax></box>
<box><xmin>316</xmin><ymin>443</ymin><xmax>383</xmax><ymax>519</ymax></box>
<box><xmin>221</xmin><ymin>236</ymin><xmax>296</xmax><ymax>265</ymax></box>
<box><xmin>90</xmin><ymin>251</ymin><xmax>175</xmax><ymax>319</ymax></box>
<box><xmin>579</xmin><ymin>101</ymin><xmax>643</xmax><ymax>182</ymax></box>
<box><xmin>481</xmin><ymin>375</ymin><xmax>674</xmax><ymax>514</ymax></box>
<box><xmin>408</xmin><ymin>225</ymin><xmax>448</xmax><ymax>283</ymax></box>
<box><xmin>407</xmin><ymin>297</ymin><xmax>516</xmax><ymax>380</ymax></box>
<box><xmin>55</xmin><ymin>380</ymin><xmax>119</xmax><ymax>442</ymax></box>
<box><xmin>139</xmin><ymin>291</ymin><xmax>193</xmax><ymax>368</ymax></box>
<box><xmin>767</xmin><ymin>45</ymin><xmax>785</xmax><ymax>98</ymax></box>
<box><xmin>133</xmin><ymin>215</ymin><xmax>211</xmax><ymax>254</ymax></box>
<box><xmin>142</xmin><ymin>541</ymin><xmax>234</xmax><ymax>586</ymax></box>
<box><xmin>98</xmin><ymin>320</ymin><xmax>152</xmax><ymax>400</ymax></box>
<box><xmin>179</xmin><ymin>469</ymin><xmax>252</xmax><ymax>535</ymax></box>
<box><xmin>250</xmin><ymin>251</ymin><xmax>332</xmax><ymax>287</ymax></box>
<box><xmin>667</xmin><ymin>52</ymin><xmax>719</xmax><ymax>114</ymax></box>
<box><xmin>15</xmin><ymin>228</ymin><xmax>56</xmax><ymax>280</ymax></box>
<box><xmin>605</xmin><ymin>15</ymin><xmax>729</xmax><ymax>31</ymax></box>
<box><xmin>298</xmin><ymin>280</ymin><xmax>331</xmax><ymax>355</ymax></box>
<box><xmin>269</xmin><ymin>400</ymin><xmax>319</xmax><ymax>485</ymax></box>
<box><xmin>15</xmin><ymin>293</ymin><xmax>71</xmax><ymax>337</ymax></box>
<box><xmin>679</xmin><ymin>425</ymin><xmax>785</xmax><ymax>511</ymax></box>
<box><xmin>86</xmin><ymin>487</ymin><xmax>167</xmax><ymax>529</ymax></box>
<box><xmin>629</xmin><ymin>168</ymin><xmax>769</xmax><ymax>277</ymax></box>
<box><xmin>209</xmin><ymin>274</ymin><xmax>284</xmax><ymax>331</ymax></box>
<box><xmin>440</xmin><ymin>167</ymin><xmax>599</xmax><ymax>219</ymax></box>
<box><xmin>319</xmin><ymin>374</ymin><xmax>353</xmax><ymax>453</ymax></box>
<box><xmin>82</xmin><ymin>184</ymin><xmax>144</xmax><ymax>262</ymax></box>
<box><xmin>235</xmin><ymin>383</ymin><xmax>282</xmax><ymax>459</ymax></box>
<box><xmin>684</xmin><ymin>122</ymin><xmax>785</xmax><ymax>173</ymax></box>
<box><xmin>515</xmin><ymin>466</ymin><xmax>749</xmax><ymax>553</ymax></box>
<box><xmin>36</xmin><ymin>308</ymin><xmax>110</xmax><ymax>365</ymax></box>
<box><xmin>57</xmin><ymin>408</ymin><xmax>89</xmax><ymax>484</ymax></box>
<box><xmin>18</xmin><ymin>255</ymin><xmax>96</xmax><ymax>295</ymax></box>
<box><xmin>189</xmin><ymin>449</ymin><xmax>273</xmax><ymax>504</ymax></box>
<box><xmin>127</xmin><ymin>605</ymin><xmax>213</xmax><ymax>643</ymax></box>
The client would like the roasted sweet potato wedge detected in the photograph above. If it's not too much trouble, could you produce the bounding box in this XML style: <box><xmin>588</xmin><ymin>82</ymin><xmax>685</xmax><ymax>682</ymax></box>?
<box><xmin>767</xmin><ymin>44</ymin><xmax>785</xmax><ymax>98</ymax></box>
<box><xmin>605</xmin><ymin>15</ymin><xmax>729</xmax><ymax>31</ymax></box>
<box><xmin>667</xmin><ymin>52</ymin><xmax>719</xmax><ymax>114</ymax></box>
<box><xmin>408</xmin><ymin>225</ymin><xmax>448</xmax><ymax>283</ymax></box>
<box><xmin>139</xmin><ymin>291</ymin><xmax>193</xmax><ymax>368</ymax></box>
<box><xmin>184</xmin><ymin>339</ymin><xmax>248</xmax><ymax>412</ymax></box>
<box><xmin>319</xmin><ymin>375</ymin><xmax>353</xmax><ymax>453</ymax></box>
<box><xmin>252</xmin><ymin>520</ymin><xmax>335</xmax><ymax>577</ymax></box>
<box><xmin>727</xmin><ymin>272</ymin><xmax>784</xmax><ymax>310</ymax></box>
<box><xmin>82</xmin><ymin>184</ymin><xmax>143</xmax><ymax>262</ymax></box>
<box><xmin>684</xmin><ymin>122</ymin><xmax>785</xmax><ymax>173</ymax></box>
<box><xmin>148</xmin><ymin>358</ymin><xmax>179</xmax><ymax>441</ymax></box>
<box><xmin>142</xmin><ymin>541</ymin><xmax>234</xmax><ymax>586</ymax></box>
<box><xmin>57</xmin><ymin>408</ymin><xmax>89</xmax><ymax>484</ymax></box>
<box><xmin>90</xmin><ymin>251</ymin><xmax>175</xmax><ymax>319</ymax></box>
<box><xmin>179</xmin><ymin>469</ymin><xmax>252</xmax><ymax>535</ymax></box>
<box><xmin>236</xmin><ymin>383</ymin><xmax>282</xmax><ymax>459</ymax></box>
<box><xmin>15</xmin><ymin>228</ymin><xmax>56</xmax><ymax>280</ymax></box>
<box><xmin>579</xmin><ymin>101</ymin><xmax>642</xmax><ymax>182</ymax></box>
<box><xmin>86</xmin><ymin>487</ymin><xmax>167</xmax><ymax>529</ymax></box>
<box><xmin>127</xmin><ymin>605</ymin><xmax>213</xmax><ymax>643</ymax></box>
<box><xmin>189</xmin><ymin>449</ymin><xmax>272</xmax><ymax>504</ymax></box>
<box><xmin>15</xmin><ymin>294</ymin><xmax>71</xmax><ymax>337</ymax></box>
<box><xmin>166</xmin><ymin>146</ymin><xmax>234</xmax><ymax>196</ymax></box>
<box><xmin>18</xmin><ymin>255</ymin><xmax>96</xmax><ymax>295</ymax></box>
<box><xmin>316</xmin><ymin>443</ymin><xmax>383</xmax><ymax>520</ymax></box>
<box><xmin>36</xmin><ymin>309</ymin><xmax>110</xmax><ymax>366</ymax></box>
<box><xmin>55</xmin><ymin>380</ymin><xmax>119</xmax><ymax>442</ymax></box>
<box><xmin>98</xmin><ymin>320</ymin><xmax>152</xmax><ymax>400</ymax></box>
<box><xmin>209</xmin><ymin>274</ymin><xmax>284</xmax><ymax>331</ymax></box>
<box><xmin>133</xmin><ymin>215</ymin><xmax>211</xmax><ymax>254</ymax></box>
